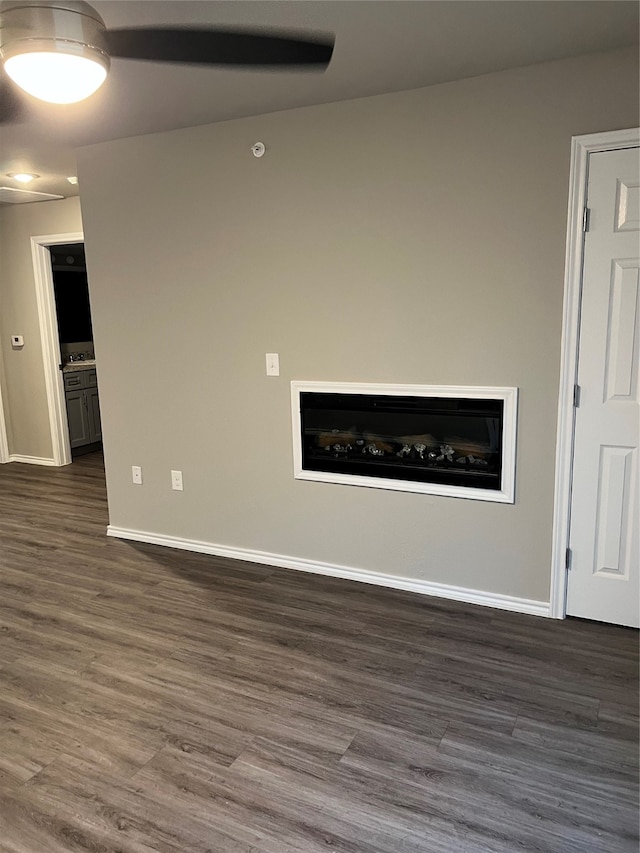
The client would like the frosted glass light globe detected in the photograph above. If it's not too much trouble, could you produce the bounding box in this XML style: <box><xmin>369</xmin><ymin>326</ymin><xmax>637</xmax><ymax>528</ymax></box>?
<box><xmin>4</xmin><ymin>51</ymin><xmax>108</xmax><ymax>104</ymax></box>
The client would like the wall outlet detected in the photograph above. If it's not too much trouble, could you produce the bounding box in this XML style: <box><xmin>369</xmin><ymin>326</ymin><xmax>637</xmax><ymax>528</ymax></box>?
<box><xmin>171</xmin><ymin>470</ymin><xmax>183</xmax><ymax>491</ymax></box>
<box><xmin>132</xmin><ymin>465</ymin><xmax>143</xmax><ymax>485</ymax></box>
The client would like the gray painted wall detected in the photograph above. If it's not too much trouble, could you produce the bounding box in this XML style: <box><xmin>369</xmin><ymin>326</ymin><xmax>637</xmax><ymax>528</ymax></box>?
<box><xmin>0</xmin><ymin>197</ymin><xmax>83</xmax><ymax>460</ymax></box>
<box><xmin>77</xmin><ymin>47</ymin><xmax>639</xmax><ymax>603</ymax></box>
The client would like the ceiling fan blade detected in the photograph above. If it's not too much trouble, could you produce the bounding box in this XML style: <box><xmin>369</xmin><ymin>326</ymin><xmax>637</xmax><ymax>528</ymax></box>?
<box><xmin>104</xmin><ymin>27</ymin><xmax>334</xmax><ymax>69</ymax></box>
<box><xmin>0</xmin><ymin>66</ymin><xmax>26</xmax><ymax>124</ymax></box>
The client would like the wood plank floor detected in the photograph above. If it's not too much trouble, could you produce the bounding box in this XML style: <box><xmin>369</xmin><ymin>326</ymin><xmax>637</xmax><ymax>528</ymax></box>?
<box><xmin>0</xmin><ymin>452</ymin><xmax>637</xmax><ymax>853</ymax></box>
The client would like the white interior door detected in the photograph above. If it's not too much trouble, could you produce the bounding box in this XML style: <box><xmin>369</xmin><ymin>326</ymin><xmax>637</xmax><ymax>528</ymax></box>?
<box><xmin>567</xmin><ymin>145</ymin><xmax>639</xmax><ymax>627</ymax></box>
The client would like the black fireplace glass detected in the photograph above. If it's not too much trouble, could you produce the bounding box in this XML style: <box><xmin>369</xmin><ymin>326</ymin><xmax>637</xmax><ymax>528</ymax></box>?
<box><xmin>300</xmin><ymin>392</ymin><xmax>504</xmax><ymax>490</ymax></box>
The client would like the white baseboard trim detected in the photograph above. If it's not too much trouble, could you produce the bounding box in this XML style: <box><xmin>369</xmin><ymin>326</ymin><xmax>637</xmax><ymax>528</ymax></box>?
<box><xmin>107</xmin><ymin>525</ymin><xmax>551</xmax><ymax>618</ymax></box>
<box><xmin>8</xmin><ymin>454</ymin><xmax>57</xmax><ymax>466</ymax></box>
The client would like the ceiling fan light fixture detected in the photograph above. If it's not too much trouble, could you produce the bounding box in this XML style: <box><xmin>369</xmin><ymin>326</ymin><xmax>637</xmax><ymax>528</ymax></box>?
<box><xmin>4</xmin><ymin>49</ymin><xmax>108</xmax><ymax>103</ymax></box>
<box><xmin>0</xmin><ymin>1</ymin><xmax>110</xmax><ymax>104</ymax></box>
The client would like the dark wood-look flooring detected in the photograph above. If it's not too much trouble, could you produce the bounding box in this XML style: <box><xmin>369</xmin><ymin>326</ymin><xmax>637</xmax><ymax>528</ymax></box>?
<box><xmin>0</xmin><ymin>453</ymin><xmax>637</xmax><ymax>853</ymax></box>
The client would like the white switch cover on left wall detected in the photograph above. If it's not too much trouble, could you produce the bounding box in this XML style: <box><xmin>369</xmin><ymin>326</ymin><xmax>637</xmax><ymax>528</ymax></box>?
<box><xmin>132</xmin><ymin>466</ymin><xmax>143</xmax><ymax>485</ymax></box>
<box><xmin>266</xmin><ymin>353</ymin><xmax>280</xmax><ymax>376</ymax></box>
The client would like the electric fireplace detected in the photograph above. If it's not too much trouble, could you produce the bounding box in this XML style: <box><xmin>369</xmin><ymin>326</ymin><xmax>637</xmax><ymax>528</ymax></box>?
<box><xmin>291</xmin><ymin>382</ymin><xmax>518</xmax><ymax>502</ymax></box>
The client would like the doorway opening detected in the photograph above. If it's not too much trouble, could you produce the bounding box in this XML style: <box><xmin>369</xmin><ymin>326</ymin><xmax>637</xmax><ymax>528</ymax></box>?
<box><xmin>50</xmin><ymin>243</ymin><xmax>102</xmax><ymax>459</ymax></box>
<box><xmin>31</xmin><ymin>229</ymin><xmax>88</xmax><ymax>466</ymax></box>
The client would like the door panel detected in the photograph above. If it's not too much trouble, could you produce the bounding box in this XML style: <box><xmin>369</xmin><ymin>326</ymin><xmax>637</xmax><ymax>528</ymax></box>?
<box><xmin>593</xmin><ymin>445</ymin><xmax>635</xmax><ymax>578</ymax></box>
<box><xmin>604</xmin><ymin>259</ymin><xmax>639</xmax><ymax>401</ymax></box>
<box><xmin>567</xmin><ymin>146</ymin><xmax>640</xmax><ymax>628</ymax></box>
<box><xmin>66</xmin><ymin>390</ymin><xmax>90</xmax><ymax>449</ymax></box>
<box><xmin>87</xmin><ymin>387</ymin><xmax>102</xmax><ymax>443</ymax></box>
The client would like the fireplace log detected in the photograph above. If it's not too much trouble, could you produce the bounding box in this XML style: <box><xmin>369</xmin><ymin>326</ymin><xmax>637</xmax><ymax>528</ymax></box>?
<box><xmin>445</xmin><ymin>437</ymin><xmax>490</xmax><ymax>459</ymax></box>
<box><xmin>316</xmin><ymin>429</ymin><xmax>357</xmax><ymax>449</ymax></box>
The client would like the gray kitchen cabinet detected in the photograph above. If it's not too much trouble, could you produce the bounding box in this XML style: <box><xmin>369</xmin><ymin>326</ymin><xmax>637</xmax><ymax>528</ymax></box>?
<box><xmin>86</xmin><ymin>386</ymin><xmax>102</xmax><ymax>442</ymax></box>
<box><xmin>65</xmin><ymin>387</ymin><xmax>92</xmax><ymax>448</ymax></box>
<box><xmin>63</xmin><ymin>370</ymin><xmax>84</xmax><ymax>390</ymax></box>
<box><xmin>64</xmin><ymin>368</ymin><xmax>102</xmax><ymax>448</ymax></box>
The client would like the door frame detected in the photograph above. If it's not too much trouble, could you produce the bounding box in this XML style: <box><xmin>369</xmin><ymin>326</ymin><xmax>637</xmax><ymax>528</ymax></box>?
<box><xmin>0</xmin><ymin>348</ymin><xmax>9</xmax><ymax>463</ymax></box>
<box><xmin>31</xmin><ymin>230</ymin><xmax>84</xmax><ymax>467</ymax></box>
<box><xmin>550</xmin><ymin>127</ymin><xmax>640</xmax><ymax>619</ymax></box>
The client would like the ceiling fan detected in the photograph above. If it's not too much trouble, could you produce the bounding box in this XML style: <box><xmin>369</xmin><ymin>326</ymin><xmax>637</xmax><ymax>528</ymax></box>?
<box><xmin>0</xmin><ymin>0</ymin><xmax>334</xmax><ymax>122</ymax></box>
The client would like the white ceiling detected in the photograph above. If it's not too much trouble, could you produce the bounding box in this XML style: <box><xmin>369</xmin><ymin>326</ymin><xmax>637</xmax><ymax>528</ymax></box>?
<box><xmin>0</xmin><ymin>0</ymin><xmax>638</xmax><ymax>200</ymax></box>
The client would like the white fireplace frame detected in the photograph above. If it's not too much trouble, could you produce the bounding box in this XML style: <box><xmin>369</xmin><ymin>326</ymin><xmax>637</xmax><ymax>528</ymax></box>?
<box><xmin>291</xmin><ymin>381</ymin><xmax>518</xmax><ymax>503</ymax></box>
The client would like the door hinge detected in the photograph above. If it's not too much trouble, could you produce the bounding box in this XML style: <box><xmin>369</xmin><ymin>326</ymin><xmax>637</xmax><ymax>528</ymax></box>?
<box><xmin>583</xmin><ymin>207</ymin><xmax>590</xmax><ymax>232</ymax></box>
<box><xmin>565</xmin><ymin>547</ymin><xmax>572</xmax><ymax>571</ymax></box>
<box><xmin>573</xmin><ymin>384</ymin><xmax>581</xmax><ymax>408</ymax></box>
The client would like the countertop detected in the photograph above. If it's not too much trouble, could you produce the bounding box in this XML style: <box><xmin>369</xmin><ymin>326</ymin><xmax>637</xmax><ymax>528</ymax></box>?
<box><xmin>63</xmin><ymin>360</ymin><xmax>96</xmax><ymax>373</ymax></box>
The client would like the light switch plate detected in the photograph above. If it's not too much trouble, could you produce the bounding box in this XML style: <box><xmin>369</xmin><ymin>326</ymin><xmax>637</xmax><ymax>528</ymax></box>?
<box><xmin>266</xmin><ymin>353</ymin><xmax>280</xmax><ymax>376</ymax></box>
<box><xmin>171</xmin><ymin>470</ymin><xmax>183</xmax><ymax>491</ymax></box>
<box><xmin>132</xmin><ymin>465</ymin><xmax>143</xmax><ymax>485</ymax></box>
